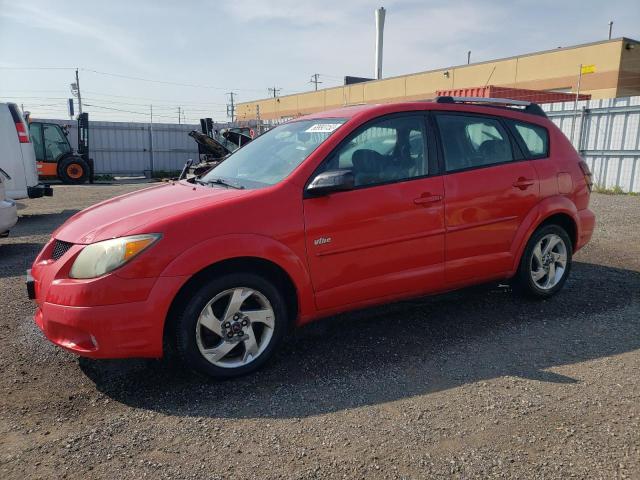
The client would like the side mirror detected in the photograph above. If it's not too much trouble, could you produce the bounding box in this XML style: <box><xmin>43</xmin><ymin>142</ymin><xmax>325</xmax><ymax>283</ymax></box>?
<box><xmin>306</xmin><ymin>170</ymin><xmax>354</xmax><ymax>196</ymax></box>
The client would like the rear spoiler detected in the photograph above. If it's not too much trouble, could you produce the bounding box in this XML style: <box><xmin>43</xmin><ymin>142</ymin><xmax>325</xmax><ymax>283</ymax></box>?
<box><xmin>435</xmin><ymin>96</ymin><xmax>547</xmax><ymax>118</ymax></box>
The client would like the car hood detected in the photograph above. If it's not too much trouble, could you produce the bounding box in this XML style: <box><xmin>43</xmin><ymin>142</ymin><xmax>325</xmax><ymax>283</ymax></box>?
<box><xmin>54</xmin><ymin>182</ymin><xmax>247</xmax><ymax>244</ymax></box>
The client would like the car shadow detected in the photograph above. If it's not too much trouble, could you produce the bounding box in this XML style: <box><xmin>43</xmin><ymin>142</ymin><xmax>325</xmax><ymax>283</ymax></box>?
<box><xmin>0</xmin><ymin>243</ymin><xmax>47</xmax><ymax>279</ymax></box>
<box><xmin>11</xmin><ymin>209</ymin><xmax>80</xmax><ymax>236</ymax></box>
<box><xmin>79</xmin><ymin>261</ymin><xmax>640</xmax><ymax>419</ymax></box>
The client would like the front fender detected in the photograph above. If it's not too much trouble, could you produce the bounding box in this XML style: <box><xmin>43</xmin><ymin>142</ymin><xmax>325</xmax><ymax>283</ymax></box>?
<box><xmin>159</xmin><ymin>234</ymin><xmax>316</xmax><ymax>322</ymax></box>
<box><xmin>509</xmin><ymin>196</ymin><xmax>580</xmax><ymax>274</ymax></box>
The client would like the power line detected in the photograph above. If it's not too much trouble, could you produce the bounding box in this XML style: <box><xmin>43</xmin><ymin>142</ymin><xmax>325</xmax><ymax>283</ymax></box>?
<box><xmin>83</xmin><ymin>96</ymin><xmax>227</xmax><ymax>108</ymax></box>
<box><xmin>0</xmin><ymin>66</ymin><xmax>75</xmax><ymax>71</ymax></box>
<box><xmin>81</xmin><ymin>68</ymin><xmax>264</xmax><ymax>92</ymax></box>
<box><xmin>1</xmin><ymin>65</ymin><xmax>265</xmax><ymax>92</ymax></box>
<box><xmin>83</xmin><ymin>102</ymin><xmax>178</xmax><ymax>119</ymax></box>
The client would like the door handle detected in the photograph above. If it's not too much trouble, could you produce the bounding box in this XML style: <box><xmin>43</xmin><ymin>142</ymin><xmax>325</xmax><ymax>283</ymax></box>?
<box><xmin>513</xmin><ymin>178</ymin><xmax>535</xmax><ymax>190</ymax></box>
<box><xmin>414</xmin><ymin>194</ymin><xmax>442</xmax><ymax>205</ymax></box>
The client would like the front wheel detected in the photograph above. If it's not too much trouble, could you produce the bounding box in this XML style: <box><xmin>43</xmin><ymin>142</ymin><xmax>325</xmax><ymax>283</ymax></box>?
<box><xmin>58</xmin><ymin>156</ymin><xmax>89</xmax><ymax>184</ymax></box>
<box><xmin>513</xmin><ymin>224</ymin><xmax>573</xmax><ymax>298</ymax></box>
<box><xmin>174</xmin><ymin>273</ymin><xmax>288</xmax><ymax>379</ymax></box>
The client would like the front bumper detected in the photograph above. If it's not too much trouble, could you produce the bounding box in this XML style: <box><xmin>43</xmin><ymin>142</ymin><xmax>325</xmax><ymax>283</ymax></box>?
<box><xmin>28</xmin><ymin>243</ymin><xmax>187</xmax><ymax>358</ymax></box>
<box><xmin>34</xmin><ymin>299</ymin><xmax>165</xmax><ymax>358</ymax></box>
<box><xmin>0</xmin><ymin>198</ymin><xmax>18</xmax><ymax>237</ymax></box>
<box><xmin>27</xmin><ymin>184</ymin><xmax>53</xmax><ymax>199</ymax></box>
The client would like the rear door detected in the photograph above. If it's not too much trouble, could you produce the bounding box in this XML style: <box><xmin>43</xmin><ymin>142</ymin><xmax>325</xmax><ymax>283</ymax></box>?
<box><xmin>303</xmin><ymin>113</ymin><xmax>445</xmax><ymax>311</ymax></box>
<box><xmin>0</xmin><ymin>104</ymin><xmax>33</xmax><ymax>199</ymax></box>
<box><xmin>434</xmin><ymin>112</ymin><xmax>540</xmax><ymax>285</ymax></box>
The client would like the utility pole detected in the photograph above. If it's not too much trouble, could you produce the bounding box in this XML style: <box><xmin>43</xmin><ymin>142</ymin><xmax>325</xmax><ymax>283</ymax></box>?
<box><xmin>268</xmin><ymin>86</ymin><xmax>281</xmax><ymax>98</ymax></box>
<box><xmin>75</xmin><ymin>68</ymin><xmax>83</xmax><ymax>115</ymax></box>
<box><xmin>226</xmin><ymin>92</ymin><xmax>236</xmax><ymax>123</ymax></box>
<box><xmin>309</xmin><ymin>74</ymin><xmax>322</xmax><ymax>91</ymax></box>
<box><xmin>149</xmin><ymin>105</ymin><xmax>155</xmax><ymax>177</ymax></box>
<box><xmin>570</xmin><ymin>64</ymin><xmax>583</xmax><ymax>145</ymax></box>
<box><xmin>256</xmin><ymin>104</ymin><xmax>261</xmax><ymax>134</ymax></box>
<box><xmin>178</xmin><ymin>106</ymin><xmax>181</xmax><ymax>124</ymax></box>
<box><xmin>608</xmin><ymin>20</ymin><xmax>613</xmax><ymax>40</ymax></box>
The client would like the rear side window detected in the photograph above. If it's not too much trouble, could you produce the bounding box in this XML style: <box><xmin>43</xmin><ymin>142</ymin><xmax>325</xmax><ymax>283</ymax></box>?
<box><xmin>435</xmin><ymin>114</ymin><xmax>513</xmax><ymax>172</ymax></box>
<box><xmin>513</xmin><ymin>122</ymin><xmax>549</xmax><ymax>158</ymax></box>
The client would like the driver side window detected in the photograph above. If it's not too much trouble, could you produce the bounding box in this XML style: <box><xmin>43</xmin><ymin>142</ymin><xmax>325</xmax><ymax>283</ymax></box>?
<box><xmin>324</xmin><ymin>115</ymin><xmax>428</xmax><ymax>187</ymax></box>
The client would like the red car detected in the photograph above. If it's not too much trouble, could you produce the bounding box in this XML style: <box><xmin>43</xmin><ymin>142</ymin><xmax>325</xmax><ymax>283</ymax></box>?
<box><xmin>28</xmin><ymin>97</ymin><xmax>595</xmax><ymax>378</ymax></box>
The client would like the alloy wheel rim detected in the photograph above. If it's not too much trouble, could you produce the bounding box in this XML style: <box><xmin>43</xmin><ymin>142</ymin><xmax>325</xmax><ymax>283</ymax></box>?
<box><xmin>195</xmin><ymin>287</ymin><xmax>275</xmax><ymax>368</ymax></box>
<box><xmin>530</xmin><ymin>233</ymin><xmax>568</xmax><ymax>290</ymax></box>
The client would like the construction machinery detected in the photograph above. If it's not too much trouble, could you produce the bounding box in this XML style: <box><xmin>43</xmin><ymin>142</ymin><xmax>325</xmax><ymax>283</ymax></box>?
<box><xmin>28</xmin><ymin>112</ymin><xmax>94</xmax><ymax>184</ymax></box>
<box><xmin>187</xmin><ymin>118</ymin><xmax>254</xmax><ymax>176</ymax></box>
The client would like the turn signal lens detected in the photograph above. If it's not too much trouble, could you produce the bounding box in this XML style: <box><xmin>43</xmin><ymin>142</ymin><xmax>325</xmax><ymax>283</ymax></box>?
<box><xmin>124</xmin><ymin>237</ymin><xmax>157</xmax><ymax>261</ymax></box>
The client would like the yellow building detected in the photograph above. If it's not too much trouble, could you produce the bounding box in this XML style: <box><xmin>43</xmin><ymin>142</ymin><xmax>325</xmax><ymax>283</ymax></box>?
<box><xmin>236</xmin><ymin>37</ymin><xmax>640</xmax><ymax>122</ymax></box>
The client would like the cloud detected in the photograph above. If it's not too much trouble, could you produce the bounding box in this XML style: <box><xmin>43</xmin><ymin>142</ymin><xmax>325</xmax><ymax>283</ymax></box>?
<box><xmin>220</xmin><ymin>0</ymin><xmax>398</xmax><ymax>27</ymax></box>
<box><xmin>0</xmin><ymin>2</ymin><xmax>143</xmax><ymax>66</ymax></box>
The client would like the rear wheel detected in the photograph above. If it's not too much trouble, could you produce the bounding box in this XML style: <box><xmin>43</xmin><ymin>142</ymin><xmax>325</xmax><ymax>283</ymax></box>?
<box><xmin>58</xmin><ymin>156</ymin><xmax>89</xmax><ymax>184</ymax></box>
<box><xmin>174</xmin><ymin>273</ymin><xmax>288</xmax><ymax>379</ymax></box>
<box><xmin>513</xmin><ymin>224</ymin><xmax>572</xmax><ymax>298</ymax></box>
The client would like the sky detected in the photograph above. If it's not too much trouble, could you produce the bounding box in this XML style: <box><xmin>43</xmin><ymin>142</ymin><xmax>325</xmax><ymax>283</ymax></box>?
<box><xmin>0</xmin><ymin>0</ymin><xmax>639</xmax><ymax>123</ymax></box>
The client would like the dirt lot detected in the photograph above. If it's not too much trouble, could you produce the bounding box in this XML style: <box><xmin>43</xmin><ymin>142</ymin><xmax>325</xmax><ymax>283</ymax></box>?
<box><xmin>1</xmin><ymin>184</ymin><xmax>639</xmax><ymax>479</ymax></box>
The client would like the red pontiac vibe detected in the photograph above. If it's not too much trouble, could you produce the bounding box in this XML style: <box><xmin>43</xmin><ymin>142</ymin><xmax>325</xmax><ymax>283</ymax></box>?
<box><xmin>28</xmin><ymin>97</ymin><xmax>595</xmax><ymax>378</ymax></box>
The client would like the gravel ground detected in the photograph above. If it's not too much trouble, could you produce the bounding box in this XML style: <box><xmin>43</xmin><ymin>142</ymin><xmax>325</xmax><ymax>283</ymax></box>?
<box><xmin>1</xmin><ymin>184</ymin><xmax>639</xmax><ymax>479</ymax></box>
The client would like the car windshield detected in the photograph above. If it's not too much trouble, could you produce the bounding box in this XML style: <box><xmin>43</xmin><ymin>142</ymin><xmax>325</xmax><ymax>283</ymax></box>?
<box><xmin>200</xmin><ymin>119</ymin><xmax>346</xmax><ymax>188</ymax></box>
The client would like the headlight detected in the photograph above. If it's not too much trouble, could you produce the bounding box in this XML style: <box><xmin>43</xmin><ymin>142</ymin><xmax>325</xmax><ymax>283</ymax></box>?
<box><xmin>69</xmin><ymin>234</ymin><xmax>161</xmax><ymax>279</ymax></box>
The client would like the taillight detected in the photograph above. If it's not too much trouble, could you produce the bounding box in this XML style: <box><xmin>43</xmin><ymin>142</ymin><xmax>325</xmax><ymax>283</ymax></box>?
<box><xmin>8</xmin><ymin>103</ymin><xmax>30</xmax><ymax>143</ymax></box>
<box><xmin>578</xmin><ymin>160</ymin><xmax>593</xmax><ymax>191</ymax></box>
<box><xmin>15</xmin><ymin>121</ymin><xmax>30</xmax><ymax>143</ymax></box>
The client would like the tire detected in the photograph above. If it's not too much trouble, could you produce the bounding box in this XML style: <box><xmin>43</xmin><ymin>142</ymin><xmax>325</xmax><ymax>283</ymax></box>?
<box><xmin>58</xmin><ymin>156</ymin><xmax>89</xmax><ymax>184</ymax></box>
<box><xmin>513</xmin><ymin>224</ymin><xmax>573</xmax><ymax>299</ymax></box>
<box><xmin>174</xmin><ymin>273</ymin><xmax>289</xmax><ymax>379</ymax></box>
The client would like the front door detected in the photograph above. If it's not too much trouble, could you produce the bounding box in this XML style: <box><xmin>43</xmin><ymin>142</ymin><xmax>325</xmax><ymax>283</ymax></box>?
<box><xmin>434</xmin><ymin>112</ymin><xmax>540</xmax><ymax>285</ymax></box>
<box><xmin>303</xmin><ymin>113</ymin><xmax>445</xmax><ymax>311</ymax></box>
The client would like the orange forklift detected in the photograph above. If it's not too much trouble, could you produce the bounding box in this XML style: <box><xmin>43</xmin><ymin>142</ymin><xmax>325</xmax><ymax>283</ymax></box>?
<box><xmin>28</xmin><ymin>112</ymin><xmax>94</xmax><ymax>184</ymax></box>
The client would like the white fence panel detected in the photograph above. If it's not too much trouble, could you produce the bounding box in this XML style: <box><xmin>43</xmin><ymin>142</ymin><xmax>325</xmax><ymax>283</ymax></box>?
<box><xmin>544</xmin><ymin>96</ymin><xmax>640</xmax><ymax>192</ymax></box>
<box><xmin>40</xmin><ymin>119</ymin><xmax>203</xmax><ymax>175</ymax></box>
<box><xmin>42</xmin><ymin>98</ymin><xmax>640</xmax><ymax>191</ymax></box>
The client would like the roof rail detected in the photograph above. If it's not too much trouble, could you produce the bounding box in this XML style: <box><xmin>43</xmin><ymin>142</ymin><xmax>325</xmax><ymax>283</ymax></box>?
<box><xmin>435</xmin><ymin>96</ymin><xmax>547</xmax><ymax>118</ymax></box>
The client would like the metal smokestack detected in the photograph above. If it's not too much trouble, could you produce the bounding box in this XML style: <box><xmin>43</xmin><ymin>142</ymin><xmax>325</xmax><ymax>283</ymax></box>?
<box><xmin>375</xmin><ymin>7</ymin><xmax>386</xmax><ymax>80</ymax></box>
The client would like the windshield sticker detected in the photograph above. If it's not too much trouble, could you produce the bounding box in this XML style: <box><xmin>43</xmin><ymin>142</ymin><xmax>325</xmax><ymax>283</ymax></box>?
<box><xmin>305</xmin><ymin>123</ymin><xmax>342</xmax><ymax>133</ymax></box>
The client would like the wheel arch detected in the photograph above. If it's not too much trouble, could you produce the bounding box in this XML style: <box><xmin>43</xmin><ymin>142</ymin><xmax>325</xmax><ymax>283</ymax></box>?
<box><xmin>510</xmin><ymin>196</ymin><xmax>579</xmax><ymax>274</ymax></box>
<box><xmin>163</xmin><ymin>256</ymin><xmax>302</xmax><ymax>351</ymax></box>
<box><xmin>538</xmin><ymin>213</ymin><xmax>577</xmax><ymax>250</ymax></box>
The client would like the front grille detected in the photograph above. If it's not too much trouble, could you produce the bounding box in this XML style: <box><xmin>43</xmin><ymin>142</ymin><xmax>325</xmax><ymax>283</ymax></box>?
<box><xmin>51</xmin><ymin>240</ymin><xmax>73</xmax><ymax>261</ymax></box>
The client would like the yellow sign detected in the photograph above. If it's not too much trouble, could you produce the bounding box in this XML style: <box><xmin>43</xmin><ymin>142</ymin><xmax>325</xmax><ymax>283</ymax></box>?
<box><xmin>581</xmin><ymin>64</ymin><xmax>596</xmax><ymax>75</ymax></box>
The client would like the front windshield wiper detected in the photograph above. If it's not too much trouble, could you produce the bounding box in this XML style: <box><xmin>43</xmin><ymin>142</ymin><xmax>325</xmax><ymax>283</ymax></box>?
<box><xmin>201</xmin><ymin>178</ymin><xmax>245</xmax><ymax>189</ymax></box>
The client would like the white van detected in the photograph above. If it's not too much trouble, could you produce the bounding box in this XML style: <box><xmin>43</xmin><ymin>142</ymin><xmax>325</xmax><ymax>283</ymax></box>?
<box><xmin>0</xmin><ymin>102</ymin><xmax>52</xmax><ymax>200</ymax></box>
<box><xmin>0</xmin><ymin>167</ymin><xmax>18</xmax><ymax>237</ymax></box>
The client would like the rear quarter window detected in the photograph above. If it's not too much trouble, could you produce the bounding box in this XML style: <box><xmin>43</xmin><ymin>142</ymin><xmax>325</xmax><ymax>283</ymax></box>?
<box><xmin>513</xmin><ymin>122</ymin><xmax>549</xmax><ymax>158</ymax></box>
